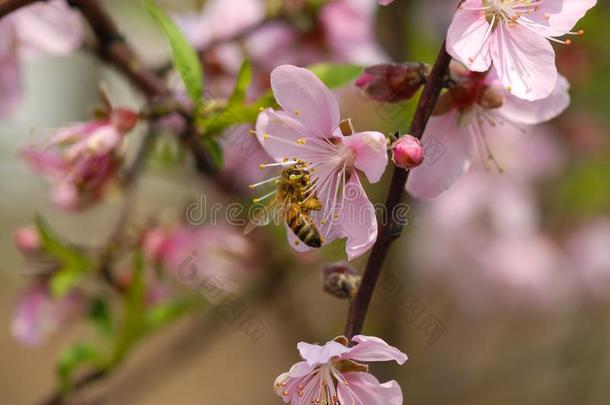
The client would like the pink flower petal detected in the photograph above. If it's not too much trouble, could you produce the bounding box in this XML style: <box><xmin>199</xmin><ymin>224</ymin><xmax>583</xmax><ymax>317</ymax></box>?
<box><xmin>340</xmin><ymin>174</ymin><xmax>378</xmax><ymax>261</ymax></box>
<box><xmin>342</xmin><ymin>131</ymin><xmax>388</xmax><ymax>183</ymax></box>
<box><xmin>499</xmin><ymin>74</ymin><xmax>570</xmax><ymax>125</ymax></box>
<box><xmin>255</xmin><ymin>108</ymin><xmax>314</xmax><ymax>161</ymax></box>
<box><xmin>297</xmin><ymin>340</ymin><xmax>350</xmax><ymax>367</ymax></box>
<box><xmin>534</xmin><ymin>0</ymin><xmax>597</xmax><ymax>36</ymax></box>
<box><xmin>322</xmin><ymin>0</ymin><xmax>388</xmax><ymax>64</ymax></box>
<box><xmin>338</xmin><ymin>372</ymin><xmax>403</xmax><ymax>405</ymax></box>
<box><xmin>446</xmin><ymin>2</ymin><xmax>493</xmax><ymax>72</ymax></box>
<box><xmin>347</xmin><ymin>335</ymin><xmax>408</xmax><ymax>364</ymax></box>
<box><xmin>406</xmin><ymin>112</ymin><xmax>473</xmax><ymax>200</ymax></box>
<box><xmin>13</xmin><ymin>0</ymin><xmax>83</xmax><ymax>59</ymax></box>
<box><xmin>0</xmin><ymin>48</ymin><xmax>22</xmax><ymax>118</ymax></box>
<box><xmin>270</xmin><ymin>65</ymin><xmax>341</xmax><ymax>138</ymax></box>
<box><xmin>490</xmin><ymin>23</ymin><xmax>557</xmax><ymax>101</ymax></box>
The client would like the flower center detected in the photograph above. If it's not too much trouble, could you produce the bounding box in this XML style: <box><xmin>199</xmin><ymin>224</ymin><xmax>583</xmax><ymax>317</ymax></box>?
<box><xmin>483</xmin><ymin>0</ymin><xmax>533</xmax><ymax>25</ymax></box>
<box><xmin>335</xmin><ymin>142</ymin><xmax>356</xmax><ymax>172</ymax></box>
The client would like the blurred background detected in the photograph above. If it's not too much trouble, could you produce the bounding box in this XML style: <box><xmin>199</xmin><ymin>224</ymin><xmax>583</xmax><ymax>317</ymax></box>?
<box><xmin>1</xmin><ymin>0</ymin><xmax>609</xmax><ymax>403</ymax></box>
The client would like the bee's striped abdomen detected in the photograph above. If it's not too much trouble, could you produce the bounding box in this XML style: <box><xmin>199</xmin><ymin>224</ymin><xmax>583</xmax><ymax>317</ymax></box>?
<box><xmin>287</xmin><ymin>204</ymin><xmax>322</xmax><ymax>248</ymax></box>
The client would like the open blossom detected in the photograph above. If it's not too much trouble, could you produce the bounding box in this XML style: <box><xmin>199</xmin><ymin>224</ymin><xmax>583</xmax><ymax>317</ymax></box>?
<box><xmin>0</xmin><ymin>0</ymin><xmax>82</xmax><ymax>117</ymax></box>
<box><xmin>22</xmin><ymin>105</ymin><xmax>138</xmax><ymax>210</ymax></box>
<box><xmin>447</xmin><ymin>0</ymin><xmax>596</xmax><ymax>101</ymax></box>
<box><xmin>142</xmin><ymin>225</ymin><xmax>258</xmax><ymax>293</ymax></box>
<box><xmin>12</xmin><ymin>283</ymin><xmax>85</xmax><ymax>346</ymax></box>
<box><xmin>406</xmin><ymin>62</ymin><xmax>570</xmax><ymax>200</ymax></box>
<box><xmin>254</xmin><ymin>65</ymin><xmax>388</xmax><ymax>260</ymax></box>
<box><xmin>275</xmin><ymin>335</ymin><xmax>407</xmax><ymax>405</ymax></box>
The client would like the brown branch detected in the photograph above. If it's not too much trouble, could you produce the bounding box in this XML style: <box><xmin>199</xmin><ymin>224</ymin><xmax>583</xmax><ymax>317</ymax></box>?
<box><xmin>0</xmin><ymin>0</ymin><xmax>40</xmax><ymax>18</ymax></box>
<box><xmin>344</xmin><ymin>42</ymin><xmax>452</xmax><ymax>338</ymax></box>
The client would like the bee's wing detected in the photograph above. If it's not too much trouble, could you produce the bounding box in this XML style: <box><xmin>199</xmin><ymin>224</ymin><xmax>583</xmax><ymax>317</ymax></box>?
<box><xmin>243</xmin><ymin>197</ymin><xmax>287</xmax><ymax>235</ymax></box>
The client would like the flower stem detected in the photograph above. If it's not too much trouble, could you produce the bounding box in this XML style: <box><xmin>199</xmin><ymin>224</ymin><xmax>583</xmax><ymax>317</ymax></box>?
<box><xmin>344</xmin><ymin>42</ymin><xmax>452</xmax><ymax>339</ymax></box>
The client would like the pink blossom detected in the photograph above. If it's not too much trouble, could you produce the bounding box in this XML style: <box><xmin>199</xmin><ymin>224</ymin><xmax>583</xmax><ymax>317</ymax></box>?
<box><xmin>0</xmin><ymin>0</ymin><xmax>82</xmax><ymax>117</ymax></box>
<box><xmin>379</xmin><ymin>0</ymin><xmax>395</xmax><ymax>5</ymax></box>
<box><xmin>12</xmin><ymin>283</ymin><xmax>85</xmax><ymax>346</ymax></box>
<box><xmin>275</xmin><ymin>335</ymin><xmax>407</xmax><ymax>405</ymax></box>
<box><xmin>406</xmin><ymin>62</ymin><xmax>570</xmax><ymax>200</ymax></box>
<box><xmin>253</xmin><ymin>65</ymin><xmax>388</xmax><ymax>260</ymax></box>
<box><xmin>142</xmin><ymin>225</ymin><xmax>258</xmax><ymax>294</ymax></box>
<box><xmin>22</xmin><ymin>106</ymin><xmax>138</xmax><ymax>210</ymax></box>
<box><xmin>447</xmin><ymin>0</ymin><xmax>596</xmax><ymax>101</ymax></box>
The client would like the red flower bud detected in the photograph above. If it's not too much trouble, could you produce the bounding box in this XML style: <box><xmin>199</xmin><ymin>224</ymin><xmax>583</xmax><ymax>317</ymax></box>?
<box><xmin>356</xmin><ymin>63</ymin><xmax>429</xmax><ymax>103</ymax></box>
<box><xmin>391</xmin><ymin>135</ymin><xmax>424</xmax><ymax>169</ymax></box>
<box><xmin>111</xmin><ymin>108</ymin><xmax>139</xmax><ymax>134</ymax></box>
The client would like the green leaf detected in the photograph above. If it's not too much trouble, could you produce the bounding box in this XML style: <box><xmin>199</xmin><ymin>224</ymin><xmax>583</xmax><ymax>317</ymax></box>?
<box><xmin>35</xmin><ymin>216</ymin><xmax>90</xmax><ymax>298</ymax></box>
<box><xmin>308</xmin><ymin>63</ymin><xmax>363</xmax><ymax>88</ymax></box>
<box><xmin>143</xmin><ymin>298</ymin><xmax>201</xmax><ymax>336</ymax></box>
<box><xmin>201</xmin><ymin>90</ymin><xmax>275</xmax><ymax>136</ymax></box>
<box><xmin>228</xmin><ymin>59</ymin><xmax>253</xmax><ymax>108</ymax></box>
<box><xmin>146</xmin><ymin>0</ymin><xmax>203</xmax><ymax>108</ymax></box>
<box><xmin>89</xmin><ymin>297</ymin><xmax>114</xmax><ymax>338</ymax></box>
<box><xmin>56</xmin><ymin>343</ymin><xmax>101</xmax><ymax>392</ymax></box>
<box><xmin>49</xmin><ymin>269</ymin><xmax>85</xmax><ymax>298</ymax></box>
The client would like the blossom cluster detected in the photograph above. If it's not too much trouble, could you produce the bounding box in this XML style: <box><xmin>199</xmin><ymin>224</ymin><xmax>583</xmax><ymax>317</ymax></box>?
<box><xmin>4</xmin><ymin>0</ymin><xmax>601</xmax><ymax>404</ymax></box>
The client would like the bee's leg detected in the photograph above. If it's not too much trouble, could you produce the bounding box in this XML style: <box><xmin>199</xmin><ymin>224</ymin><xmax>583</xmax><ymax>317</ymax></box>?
<box><xmin>300</xmin><ymin>197</ymin><xmax>323</xmax><ymax>211</ymax></box>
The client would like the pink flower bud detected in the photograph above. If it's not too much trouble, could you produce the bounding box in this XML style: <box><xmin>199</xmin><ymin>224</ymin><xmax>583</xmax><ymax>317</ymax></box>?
<box><xmin>392</xmin><ymin>135</ymin><xmax>424</xmax><ymax>169</ymax></box>
<box><xmin>14</xmin><ymin>226</ymin><xmax>41</xmax><ymax>255</ymax></box>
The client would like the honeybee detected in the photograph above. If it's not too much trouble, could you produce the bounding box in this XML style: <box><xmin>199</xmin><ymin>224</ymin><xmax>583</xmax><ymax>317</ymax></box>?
<box><xmin>245</xmin><ymin>161</ymin><xmax>324</xmax><ymax>248</ymax></box>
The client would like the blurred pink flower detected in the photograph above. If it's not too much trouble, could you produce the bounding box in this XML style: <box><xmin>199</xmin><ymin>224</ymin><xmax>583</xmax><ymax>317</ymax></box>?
<box><xmin>379</xmin><ymin>0</ymin><xmax>395</xmax><ymax>5</ymax></box>
<box><xmin>406</xmin><ymin>63</ymin><xmax>570</xmax><ymax>200</ymax></box>
<box><xmin>142</xmin><ymin>225</ymin><xmax>257</xmax><ymax>294</ymax></box>
<box><xmin>12</xmin><ymin>283</ymin><xmax>85</xmax><ymax>346</ymax></box>
<box><xmin>447</xmin><ymin>0</ymin><xmax>595</xmax><ymax>101</ymax></box>
<box><xmin>410</xmin><ymin>170</ymin><xmax>576</xmax><ymax>311</ymax></box>
<box><xmin>22</xmin><ymin>106</ymin><xmax>138</xmax><ymax>210</ymax></box>
<box><xmin>0</xmin><ymin>0</ymin><xmax>83</xmax><ymax>117</ymax></box>
<box><xmin>247</xmin><ymin>0</ymin><xmax>388</xmax><ymax>69</ymax></box>
<box><xmin>14</xmin><ymin>226</ymin><xmax>41</xmax><ymax>255</ymax></box>
<box><xmin>255</xmin><ymin>65</ymin><xmax>388</xmax><ymax>260</ymax></box>
<box><xmin>566</xmin><ymin>220</ymin><xmax>610</xmax><ymax>299</ymax></box>
<box><xmin>174</xmin><ymin>0</ymin><xmax>265</xmax><ymax>50</ymax></box>
<box><xmin>275</xmin><ymin>335</ymin><xmax>406</xmax><ymax>405</ymax></box>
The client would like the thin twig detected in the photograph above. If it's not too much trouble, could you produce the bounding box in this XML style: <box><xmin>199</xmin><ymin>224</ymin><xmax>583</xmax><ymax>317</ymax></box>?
<box><xmin>344</xmin><ymin>43</ymin><xmax>452</xmax><ymax>338</ymax></box>
<box><xmin>40</xmin><ymin>369</ymin><xmax>107</xmax><ymax>405</ymax></box>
